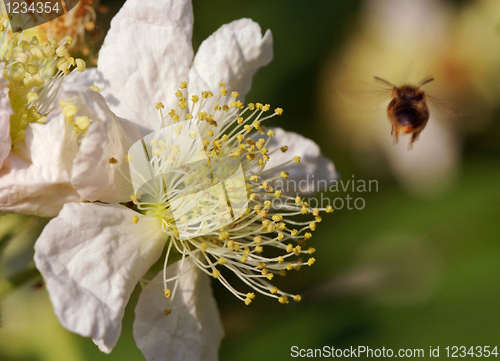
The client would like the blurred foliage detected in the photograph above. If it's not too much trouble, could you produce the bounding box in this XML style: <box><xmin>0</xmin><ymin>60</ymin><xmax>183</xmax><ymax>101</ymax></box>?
<box><xmin>1</xmin><ymin>0</ymin><xmax>500</xmax><ymax>360</ymax></box>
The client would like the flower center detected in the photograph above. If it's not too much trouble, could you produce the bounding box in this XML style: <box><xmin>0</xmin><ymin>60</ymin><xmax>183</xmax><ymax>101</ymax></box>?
<box><xmin>125</xmin><ymin>82</ymin><xmax>332</xmax><ymax>308</ymax></box>
<box><xmin>0</xmin><ymin>15</ymin><xmax>86</xmax><ymax>145</ymax></box>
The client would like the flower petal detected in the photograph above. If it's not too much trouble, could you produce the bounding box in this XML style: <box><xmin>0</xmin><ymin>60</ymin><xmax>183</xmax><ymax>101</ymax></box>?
<box><xmin>96</xmin><ymin>0</ymin><xmax>194</xmax><ymax>131</ymax></box>
<box><xmin>188</xmin><ymin>18</ymin><xmax>272</xmax><ymax>116</ymax></box>
<box><xmin>255</xmin><ymin>127</ymin><xmax>337</xmax><ymax>196</ymax></box>
<box><xmin>34</xmin><ymin>202</ymin><xmax>167</xmax><ymax>353</ymax></box>
<box><xmin>0</xmin><ymin>63</ymin><xmax>12</xmax><ymax>169</ymax></box>
<box><xmin>134</xmin><ymin>260</ymin><xmax>223</xmax><ymax>361</ymax></box>
<box><xmin>0</xmin><ymin>115</ymin><xmax>80</xmax><ymax>216</ymax></box>
<box><xmin>63</xmin><ymin>67</ymin><xmax>98</xmax><ymax>89</ymax></box>
<box><xmin>67</xmin><ymin>86</ymin><xmax>143</xmax><ymax>203</ymax></box>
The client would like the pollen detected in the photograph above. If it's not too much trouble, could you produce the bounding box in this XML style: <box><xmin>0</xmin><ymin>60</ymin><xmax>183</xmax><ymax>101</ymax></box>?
<box><xmin>3</xmin><ymin>30</ymin><xmax>87</xmax><ymax>144</ymax></box>
<box><xmin>128</xmin><ymin>83</ymin><xmax>334</xmax><ymax>308</ymax></box>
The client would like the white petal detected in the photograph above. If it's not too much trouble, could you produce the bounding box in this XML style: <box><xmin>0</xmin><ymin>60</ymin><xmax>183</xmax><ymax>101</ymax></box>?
<box><xmin>34</xmin><ymin>203</ymin><xmax>167</xmax><ymax>353</ymax></box>
<box><xmin>134</xmin><ymin>260</ymin><xmax>223</xmax><ymax>361</ymax></box>
<box><xmin>0</xmin><ymin>115</ymin><xmax>80</xmax><ymax>216</ymax></box>
<box><xmin>67</xmin><ymin>86</ymin><xmax>143</xmax><ymax>203</ymax></box>
<box><xmin>255</xmin><ymin>127</ymin><xmax>337</xmax><ymax>196</ymax></box>
<box><xmin>96</xmin><ymin>0</ymin><xmax>194</xmax><ymax>131</ymax></box>
<box><xmin>62</xmin><ymin>67</ymin><xmax>98</xmax><ymax>88</ymax></box>
<box><xmin>188</xmin><ymin>18</ymin><xmax>272</xmax><ymax>118</ymax></box>
<box><xmin>0</xmin><ymin>62</ymin><xmax>13</xmax><ymax>169</ymax></box>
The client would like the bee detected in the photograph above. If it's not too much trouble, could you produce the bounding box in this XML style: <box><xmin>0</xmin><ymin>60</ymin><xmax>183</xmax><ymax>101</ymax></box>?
<box><xmin>373</xmin><ymin>76</ymin><xmax>435</xmax><ymax>148</ymax></box>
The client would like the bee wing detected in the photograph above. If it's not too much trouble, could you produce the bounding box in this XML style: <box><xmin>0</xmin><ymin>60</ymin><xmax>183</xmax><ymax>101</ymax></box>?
<box><xmin>336</xmin><ymin>79</ymin><xmax>392</xmax><ymax>111</ymax></box>
<box><xmin>426</xmin><ymin>94</ymin><xmax>477</xmax><ymax>130</ymax></box>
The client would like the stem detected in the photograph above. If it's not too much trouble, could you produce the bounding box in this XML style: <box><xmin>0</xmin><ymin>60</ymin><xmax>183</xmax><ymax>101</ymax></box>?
<box><xmin>0</xmin><ymin>264</ymin><xmax>40</xmax><ymax>298</ymax></box>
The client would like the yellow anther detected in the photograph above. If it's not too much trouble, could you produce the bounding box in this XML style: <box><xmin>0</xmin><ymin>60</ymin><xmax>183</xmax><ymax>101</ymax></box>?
<box><xmin>295</xmin><ymin>196</ymin><xmax>301</xmax><ymax>204</ymax></box>
<box><xmin>218</xmin><ymin>258</ymin><xmax>227</xmax><ymax>265</ymax></box>
<box><xmin>170</xmin><ymin>145</ymin><xmax>180</xmax><ymax>155</ymax></box>
<box><xmin>253</xmin><ymin>236</ymin><xmax>262</xmax><ymax>244</ymax></box>
<box><xmin>277</xmin><ymin>256</ymin><xmax>284</xmax><ymax>264</ymax></box>
<box><xmin>256</xmin><ymin>103</ymin><xmax>263</xmax><ymax>110</ymax></box>
<box><xmin>266</xmin><ymin>273</ymin><xmax>274</xmax><ymax>280</ymax></box>
<box><xmin>261</xmin><ymin>268</ymin><xmax>269</xmax><ymax>276</ymax></box>
<box><xmin>279</xmin><ymin>296</ymin><xmax>289</xmax><ymax>304</ymax></box>
<box><xmin>231</xmin><ymin>91</ymin><xmax>239</xmax><ymax>98</ymax></box>
<box><xmin>270</xmin><ymin>287</ymin><xmax>278</xmax><ymax>294</ymax></box>
<box><xmin>153</xmin><ymin>148</ymin><xmax>162</xmax><ymax>156</ymax></box>
<box><xmin>262</xmin><ymin>104</ymin><xmax>270</xmax><ymax>112</ymax></box>
<box><xmin>130</xmin><ymin>194</ymin><xmax>138</xmax><ymax>202</ymax></box>
<box><xmin>249</xmin><ymin>175</ymin><xmax>259</xmax><ymax>182</ymax></box>
<box><xmin>277</xmin><ymin>232</ymin><xmax>284</xmax><ymax>241</ymax></box>
<box><xmin>293</xmin><ymin>156</ymin><xmax>301</xmax><ymax>163</ymax></box>
<box><xmin>185</xmin><ymin>113</ymin><xmax>193</xmax><ymax>120</ymax></box>
<box><xmin>200</xmin><ymin>243</ymin><xmax>208</xmax><ymax>251</ymax></box>
<box><xmin>244</xmin><ymin>298</ymin><xmax>252</xmax><ymax>305</ymax></box>
<box><xmin>280</xmin><ymin>171</ymin><xmax>289</xmax><ymax>179</ymax></box>
<box><xmin>212</xmin><ymin>270</ymin><xmax>220</xmax><ymax>278</ymax></box>
<box><xmin>304</xmin><ymin>232</ymin><xmax>312</xmax><ymax>240</ymax></box>
<box><xmin>156</xmin><ymin>102</ymin><xmax>164</xmax><ymax>110</ymax></box>
<box><xmin>267</xmin><ymin>129</ymin><xmax>275</xmax><ymax>137</ymax></box>
<box><xmin>301</xmin><ymin>207</ymin><xmax>309</xmax><ymax>214</ymax></box>
<box><xmin>219</xmin><ymin>232</ymin><xmax>230</xmax><ymax>240</ymax></box>
<box><xmin>257</xmin><ymin>262</ymin><xmax>266</xmax><ymax>269</ymax></box>
<box><xmin>286</xmin><ymin>263</ymin><xmax>293</xmax><ymax>270</ymax></box>
<box><xmin>164</xmin><ymin>308</ymin><xmax>172</xmax><ymax>316</ymax></box>
<box><xmin>192</xmin><ymin>95</ymin><xmax>199</xmax><ymax>103</ymax></box>
<box><xmin>248</xmin><ymin>103</ymin><xmax>255</xmax><ymax>110</ymax></box>
<box><xmin>255</xmin><ymin>245</ymin><xmax>263</xmax><ymax>253</ymax></box>
<box><xmin>27</xmin><ymin>92</ymin><xmax>39</xmax><ymax>103</ymax></box>
<box><xmin>272</xmin><ymin>214</ymin><xmax>283</xmax><ymax>222</ymax></box>
<box><xmin>75</xmin><ymin>116</ymin><xmax>90</xmax><ymax>131</ymax></box>
<box><xmin>89</xmin><ymin>84</ymin><xmax>100</xmax><ymax>92</ymax></box>
<box><xmin>26</xmin><ymin>63</ymin><xmax>39</xmax><ymax>75</ymax></box>
<box><xmin>275</xmin><ymin>108</ymin><xmax>283</xmax><ymax>115</ymax></box>
<box><xmin>75</xmin><ymin>58</ymin><xmax>86</xmax><ymax>72</ymax></box>
<box><xmin>308</xmin><ymin>258</ymin><xmax>316</xmax><ymax>266</ymax></box>
<box><xmin>240</xmin><ymin>255</ymin><xmax>248</xmax><ymax>263</ymax></box>
<box><xmin>189</xmin><ymin>130</ymin><xmax>198</xmax><ymax>138</ymax></box>
<box><xmin>326</xmin><ymin>206</ymin><xmax>334</xmax><ymax>213</ymax></box>
<box><xmin>131</xmin><ymin>216</ymin><xmax>139</xmax><ymax>224</ymax></box>
<box><xmin>310</xmin><ymin>222</ymin><xmax>316</xmax><ymax>231</ymax></box>
<box><xmin>286</xmin><ymin>244</ymin><xmax>294</xmax><ymax>253</ymax></box>
<box><xmin>275</xmin><ymin>191</ymin><xmax>282</xmax><ymax>198</ymax></box>
<box><xmin>291</xmin><ymin>229</ymin><xmax>298</xmax><ymax>236</ymax></box>
<box><xmin>164</xmin><ymin>289</ymin><xmax>172</xmax><ymax>298</ymax></box>
<box><xmin>293</xmin><ymin>295</ymin><xmax>302</xmax><ymax>302</ymax></box>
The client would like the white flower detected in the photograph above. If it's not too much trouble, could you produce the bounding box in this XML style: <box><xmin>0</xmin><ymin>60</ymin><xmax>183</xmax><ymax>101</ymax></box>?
<box><xmin>0</xmin><ymin>24</ymin><xmax>89</xmax><ymax>216</ymax></box>
<box><xmin>34</xmin><ymin>0</ymin><xmax>336</xmax><ymax>360</ymax></box>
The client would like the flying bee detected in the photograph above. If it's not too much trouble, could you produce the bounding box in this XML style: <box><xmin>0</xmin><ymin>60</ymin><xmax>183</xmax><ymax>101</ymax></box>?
<box><xmin>373</xmin><ymin>76</ymin><xmax>436</xmax><ymax>148</ymax></box>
